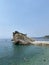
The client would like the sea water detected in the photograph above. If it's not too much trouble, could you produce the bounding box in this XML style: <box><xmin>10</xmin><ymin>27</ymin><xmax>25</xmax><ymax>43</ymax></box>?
<box><xmin>0</xmin><ymin>38</ymin><xmax>49</xmax><ymax>65</ymax></box>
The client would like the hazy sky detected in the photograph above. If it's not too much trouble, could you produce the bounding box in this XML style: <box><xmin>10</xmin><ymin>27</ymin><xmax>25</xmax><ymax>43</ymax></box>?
<box><xmin>0</xmin><ymin>0</ymin><xmax>49</xmax><ymax>38</ymax></box>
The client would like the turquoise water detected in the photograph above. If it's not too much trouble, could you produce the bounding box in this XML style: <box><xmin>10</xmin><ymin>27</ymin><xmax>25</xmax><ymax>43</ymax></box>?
<box><xmin>0</xmin><ymin>39</ymin><xmax>49</xmax><ymax>65</ymax></box>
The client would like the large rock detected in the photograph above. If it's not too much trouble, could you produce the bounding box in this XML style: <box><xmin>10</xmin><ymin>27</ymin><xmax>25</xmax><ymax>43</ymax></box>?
<box><xmin>12</xmin><ymin>31</ymin><xmax>35</xmax><ymax>45</ymax></box>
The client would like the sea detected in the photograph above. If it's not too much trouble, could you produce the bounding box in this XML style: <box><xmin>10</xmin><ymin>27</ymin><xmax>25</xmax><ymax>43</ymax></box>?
<box><xmin>0</xmin><ymin>37</ymin><xmax>49</xmax><ymax>65</ymax></box>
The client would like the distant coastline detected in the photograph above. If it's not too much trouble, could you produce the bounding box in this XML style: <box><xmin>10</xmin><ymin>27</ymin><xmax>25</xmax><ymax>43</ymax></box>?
<box><xmin>43</xmin><ymin>35</ymin><xmax>49</xmax><ymax>39</ymax></box>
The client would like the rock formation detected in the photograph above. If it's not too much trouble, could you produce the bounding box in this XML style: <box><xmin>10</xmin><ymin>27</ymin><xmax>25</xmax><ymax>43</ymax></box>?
<box><xmin>12</xmin><ymin>31</ymin><xmax>35</xmax><ymax>45</ymax></box>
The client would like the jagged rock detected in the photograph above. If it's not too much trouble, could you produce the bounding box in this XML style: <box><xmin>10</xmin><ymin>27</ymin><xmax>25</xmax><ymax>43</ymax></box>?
<box><xmin>12</xmin><ymin>31</ymin><xmax>35</xmax><ymax>45</ymax></box>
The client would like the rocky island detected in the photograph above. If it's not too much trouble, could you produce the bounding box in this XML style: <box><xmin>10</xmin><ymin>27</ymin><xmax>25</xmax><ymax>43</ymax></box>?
<box><xmin>12</xmin><ymin>31</ymin><xmax>35</xmax><ymax>45</ymax></box>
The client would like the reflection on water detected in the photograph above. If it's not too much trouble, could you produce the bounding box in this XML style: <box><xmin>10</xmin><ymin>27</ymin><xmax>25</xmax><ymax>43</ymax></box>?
<box><xmin>0</xmin><ymin>39</ymin><xmax>49</xmax><ymax>65</ymax></box>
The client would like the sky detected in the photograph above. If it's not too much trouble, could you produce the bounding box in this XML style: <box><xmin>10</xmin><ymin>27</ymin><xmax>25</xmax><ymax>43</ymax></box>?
<box><xmin>0</xmin><ymin>0</ymin><xmax>49</xmax><ymax>38</ymax></box>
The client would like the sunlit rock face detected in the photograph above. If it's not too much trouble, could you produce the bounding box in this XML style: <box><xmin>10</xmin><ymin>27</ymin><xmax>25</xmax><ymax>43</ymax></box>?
<box><xmin>12</xmin><ymin>31</ymin><xmax>35</xmax><ymax>45</ymax></box>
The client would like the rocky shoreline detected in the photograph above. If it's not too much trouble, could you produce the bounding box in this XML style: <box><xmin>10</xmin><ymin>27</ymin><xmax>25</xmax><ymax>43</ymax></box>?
<box><xmin>32</xmin><ymin>41</ymin><xmax>49</xmax><ymax>46</ymax></box>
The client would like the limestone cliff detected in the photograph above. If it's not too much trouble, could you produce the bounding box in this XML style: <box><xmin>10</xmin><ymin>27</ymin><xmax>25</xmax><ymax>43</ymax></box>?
<box><xmin>12</xmin><ymin>31</ymin><xmax>35</xmax><ymax>45</ymax></box>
